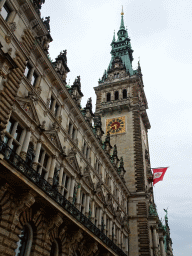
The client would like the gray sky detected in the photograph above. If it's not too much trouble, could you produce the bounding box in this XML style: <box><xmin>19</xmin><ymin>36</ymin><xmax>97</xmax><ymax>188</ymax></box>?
<box><xmin>41</xmin><ymin>0</ymin><xmax>192</xmax><ymax>255</ymax></box>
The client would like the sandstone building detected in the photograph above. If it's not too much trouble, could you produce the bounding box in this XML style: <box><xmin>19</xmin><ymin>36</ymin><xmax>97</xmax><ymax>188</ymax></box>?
<box><xmin>0</xmin><ymin>0</ymin><xmax>173</xmax><ymax>256</ymax></box>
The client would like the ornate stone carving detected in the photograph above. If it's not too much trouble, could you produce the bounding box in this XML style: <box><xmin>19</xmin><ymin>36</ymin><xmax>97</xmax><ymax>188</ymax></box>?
<box><xmin>11</xmin><ymin>191</ymin><xmax>36</xmax><ymax>230</ymax></box>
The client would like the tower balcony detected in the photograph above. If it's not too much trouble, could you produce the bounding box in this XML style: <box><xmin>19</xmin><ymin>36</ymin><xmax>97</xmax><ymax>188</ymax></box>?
<box><xmin>98</xmin><ymin>98</ymin><xmax>131</xmax><ymax>114</ymax></box>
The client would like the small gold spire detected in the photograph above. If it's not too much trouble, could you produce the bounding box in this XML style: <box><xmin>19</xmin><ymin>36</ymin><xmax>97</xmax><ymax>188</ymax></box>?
<box><xmin>121</xmin><ymin>6</ymin><xmax>124</xmax><ymax>15</ymax></box>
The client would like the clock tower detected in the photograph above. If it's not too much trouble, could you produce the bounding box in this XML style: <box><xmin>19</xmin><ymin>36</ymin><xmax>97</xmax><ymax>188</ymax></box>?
<box><xmin>94</xmin><ymin>9</ymin><xmax>153</xmax><ymax>256</ymax></box>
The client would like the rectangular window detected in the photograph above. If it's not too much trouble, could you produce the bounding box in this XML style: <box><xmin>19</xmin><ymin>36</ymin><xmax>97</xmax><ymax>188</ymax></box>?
<box><xmin>72</xmin><ymin>126</ymin><xmax>76</xmax><ymax>140</ymax></box>
<box><xmin>11</xmin><ymin>141</ymin><xmax>18</xmax><ymax>152</ymax></box>
<box><xmin>43</xmin><ymin>153</ymin><xmax>49</xmax><ymax>168</ymax></box>
<box><xmin>49</xmin><ymin>96</ymin><xmax>54</xmax><ymax>109</ymax></box>
<box><xmin>86</xmin><ymin>147</ymin><xmax>89</xmax><ymax>159</ymax></box>
<box><xmin>31</xmin><ymin>72</ymin><xmax>38</xmax><ymax>86</ymax></box>
<box><xmin>63</xmin><ymin>175</ymin><xmax>69</xmax><ymax>198</ymax></box>
<box><xmin>3</xmin><ymin>136</ymin><xmax>8</xmax><ymax>144</ymax></box>
<box><xmin>54</xmin><ymin>102</ymin><xmax>59</xmax><ymax>116</ymax></box>
<box><xmin>41</xmin><ymin>169</ymin><xmax>47</xmax><ymax>179</ymax></box>
<box><xmin>81</xmin><ymin>193</ymin><xmax>85</xmax><ymax>213</ymax></box>
<box><xmin>0</xmin><ymin>4</ymin><xmax>11</xmax><ymax>21</ymax></box>
<box><xmin>24</xmin><ymin>63</ymin><xmax>31</xmax><ymax>78</ymax></box>
<box><xmin>14</xmin><ymin>125</ymin><xmax>23</xmax><ymax>141</ymax></box>
<box><xmin>6</xmin><ymin>117</ymin><xmax>15</xmax><ymax>134</ymax></box>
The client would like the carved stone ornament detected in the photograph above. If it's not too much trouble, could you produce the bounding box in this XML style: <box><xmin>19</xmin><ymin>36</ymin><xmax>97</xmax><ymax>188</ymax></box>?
<box><xmin>9</xmin><ymin>22</ymin><xmax>17</xmax><ymax>32</ymax></box>
<box><xmin>5</xmin><ymin>35</ymin><xmax>11</xmax><ymax>44</ymax></box>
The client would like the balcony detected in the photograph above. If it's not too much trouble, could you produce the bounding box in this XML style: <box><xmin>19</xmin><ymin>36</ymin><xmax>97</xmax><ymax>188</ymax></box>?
<box><xmin>0</xmin><ymin>140</ymin><xmax>127</xmax><ymax>256</ymax></box>
<box><xmin>100</xmin><ymin>98</ymin><xmax>130</xmax><ymax>114</ymax></box>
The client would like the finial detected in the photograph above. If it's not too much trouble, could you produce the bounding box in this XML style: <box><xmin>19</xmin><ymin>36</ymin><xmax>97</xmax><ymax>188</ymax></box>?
<box><xmin>121</xmin><ymin>6</ymin><xmax>124</xmax><ymax>15</ymax></box>
<box><xmin>112</xmin><ymin>30</ymin><xmax>116</xmax><ymax>42</ymax></box>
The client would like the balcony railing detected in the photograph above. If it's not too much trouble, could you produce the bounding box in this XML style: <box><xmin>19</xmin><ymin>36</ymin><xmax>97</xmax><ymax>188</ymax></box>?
<box><xmin>0</xmin><ymin>141</ymin><xmax>127</xmax><ymax>256</ymax></box>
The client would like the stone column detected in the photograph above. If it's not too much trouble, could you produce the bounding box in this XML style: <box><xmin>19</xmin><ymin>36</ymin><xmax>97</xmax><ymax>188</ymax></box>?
<box><xmin>56</xmin><ymin>105</ymin><xmax>61</xmax><ymax>118</ymax></box>
<box><xmin>7</xmin><ymin>121</ymin><xmax>18</xmax><ymax>147</ymax></box>
<box><xmin>34</xmin><ymin>75</ymin><xmax>41</xmax><ymax>88</ymax></box>
<box><xmin>125</xmin><ymin>236</ymin><xmax>128</xmax><ymax>254</ymax></box>
<box><xmin>38</xmin><ymin>150</ymin><xmax>46</xmax><ymax>175</ymax></box>
<box><xmin>58</xmin><ymin>164</ymin><xmax>64</xmax><ymax>192</ymax></box>
<box><xmin>32</xmin><ymin>140</ymin><xmax>42</xmax><ymax>170</ymax></box>
<box><xmin>103</xmin><ymin>212</ymin><xmax>107</xmax><ymax>234</ymax></box>
<box><xmin>7</xmin><ymin>10</ymin><xmax>16</xmax><ymax>23</ymax></box>
<box><xmin>68</xmin><ymin>177</ymin><xmax>75</xmax><ymax>203</ymax></box>
<box><xmin>20</xmin><ymin>128</ymin><xmax>31</xmax><ymax>160</ymax></box>
<box><xmin>28</xmin><ymin>67</ymin><xmax>35</xmax><ymax>82</ymax></box>
<box><xmin>66</xmin><ymin>177</ymin><xmax>71</xmax><ymax>200</ymax></box>
<box><xmin>113</xmin><ymin>222</ymin><xmax>116</xmax><ymax>242</ymax></box>
<box><xmin>90</xmin><ymin>199</ymin><xmax>95</xmax><ymax>222</ymax></box>
<box><xmin>160</xmin><ymin>237</ymin><xmax>166</xmax><ymax>256</ymax></box>
<box><xmin>44</xmin><ymin>155</ymin><xmax>52</xmax><ymax>180</ymax></box>
<box><xmin>85</xmin><ymin>194</ymin><xmax>90</xmax><ymax>217</ymax></box>
<box><xmin>118</xmin><ymin>229</ymin><xmax>121</xmax><ymax>247</ymax></box>
<box><xmin>51</xmin><ymin>99</ymin><xmax>57</xmax><ymax>113</ymax></box>
<box><xmin>149</xmin><ymin>228</ymin><xmax>154</xmax><ymax>256</ymax></box>
<box><xmin>76</xmin><ymin>183</ymin><xmax>81</xmax><ymax>210</ymax></box>
<box><xmin>16</xmin><ymin>129</ymin><xmax>26</xmax><ymax>155</ymax></box>
<box><xmin>98</xmin><ymin>208</ymin><xmax>102</xmax><ymax>229</ymax></box>
<box><xmin>152</xmin><ymin>226</ymin><xmax>158</xmax><ymax>253</ymax></box>
<box><xmin>48</xmin><ymin>156</ymin><xmax>56</xmax><ymax>185</ymax></box>
<box><xmin>109</xmin><ymin>219</ymin><xmax>113</xmax><ymax>239</ymax></box>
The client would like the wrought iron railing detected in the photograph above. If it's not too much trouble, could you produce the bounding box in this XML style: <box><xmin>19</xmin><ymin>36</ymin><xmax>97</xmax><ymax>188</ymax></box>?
<box><xmin>0</xmin><ymin>141</ymin><xmax>127</xmax><ymax>256</ymax></box>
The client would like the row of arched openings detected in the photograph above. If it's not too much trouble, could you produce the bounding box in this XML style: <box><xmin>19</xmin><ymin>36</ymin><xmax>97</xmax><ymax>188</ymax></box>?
<box><xmin>106</xmin><ymin>89</ymin><xmax>127</xmax><ymax>102</ymax></box>
<box><xmin>14</xmin><ymin>223</ymin><xmax>59</xmax><ymax>256</ymax></box>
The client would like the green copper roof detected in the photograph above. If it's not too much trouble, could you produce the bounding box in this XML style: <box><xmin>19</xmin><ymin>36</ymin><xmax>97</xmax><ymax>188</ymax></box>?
<box><xmin>109</xmin><ymin>11</ymin><xmax>134</xmax><ymax>75</ymax></box>
<box><xmin>99</xmin><ymin>9</ymin><xmax>135</xmax><ymax>83</ymax></box>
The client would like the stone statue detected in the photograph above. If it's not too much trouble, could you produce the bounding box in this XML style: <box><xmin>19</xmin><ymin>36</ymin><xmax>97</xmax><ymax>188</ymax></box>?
<box><xmin>43</xmin><ymin>16</ymin><xmax>50</xmax><ymax>32</ymax></box>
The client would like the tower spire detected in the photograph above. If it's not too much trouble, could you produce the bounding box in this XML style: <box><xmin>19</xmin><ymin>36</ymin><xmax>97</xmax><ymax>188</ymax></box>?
<box><xmin>120</xmin><ymin>6</ymin><xmax>125</xmax><ymax>29</ymax></box>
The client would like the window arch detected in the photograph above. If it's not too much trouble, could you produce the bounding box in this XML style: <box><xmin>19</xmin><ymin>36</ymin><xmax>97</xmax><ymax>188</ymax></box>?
<box><xmin>114</xmin><ymin>91</ymin><xmax>119</xmax><ymax>100</ymax></box>
<box><xmin>50</xmin><ymin>240</ymin><xmax>59</xmax><ymax>256</ymax></box>
<box><xmin>106</xmin><ymin>93</ymin><xmax>111</xmax><ymax>102</ymax></box>
<box><xmin>15</xmin><ymin>224</ymin><xmax>33</xmax><ymax>256</ymax></box>
<box><xmin>123</xmin><ymin>89</ymin><xmax>127</xmax><ymax>99</ymax></box>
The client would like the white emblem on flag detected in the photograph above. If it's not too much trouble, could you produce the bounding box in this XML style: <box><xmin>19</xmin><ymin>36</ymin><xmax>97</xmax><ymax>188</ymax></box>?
<box><xmin>154</xmin><ymin>172</ymin><xmax>162</xmax><ymax>179</ymax></box>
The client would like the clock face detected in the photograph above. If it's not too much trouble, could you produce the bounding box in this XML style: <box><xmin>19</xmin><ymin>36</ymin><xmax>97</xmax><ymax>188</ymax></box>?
<box><xmin>106</xmin><ymin>116</ymin><xmax>126</xmax><ymax>134</ymax></box>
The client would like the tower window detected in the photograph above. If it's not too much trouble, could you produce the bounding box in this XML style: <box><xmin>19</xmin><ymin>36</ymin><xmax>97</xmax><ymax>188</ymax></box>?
<box><xmin>123</xmin><ymin>89</ymin><xmax>127</xmax><ymax>99</ymax></box>
<box><xmin>107</xmin><ymin>93</ymin><xmax>111</xmax><ymax>102</ymax></box>
<box><xmin>115</xmin><ymin>91</ymin><xmax>119</xmax><ymax>100</ymax></box>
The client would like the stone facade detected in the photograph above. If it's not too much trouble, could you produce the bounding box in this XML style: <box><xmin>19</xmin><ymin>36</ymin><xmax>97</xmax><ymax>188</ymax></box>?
<box><xmin>0</xmin><ymin>1</ymin><xmax>173</xmax><ymax>256</ymax></box>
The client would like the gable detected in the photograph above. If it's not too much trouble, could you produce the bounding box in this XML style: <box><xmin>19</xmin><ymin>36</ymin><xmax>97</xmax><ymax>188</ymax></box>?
<box><xmin>16</xmin><ymin>96</ymin><xmax>40</xmax><ymax>125</ymax></box>
<box><xmin>66</xmin><ymin>148</ymin><xmax>81</xmax><ymax>174</ymax></box>
<box><xmin>95</xmin><ymin>182</ymin><xmax>106</xmax><ymax>205</ymax></box>
<box><xmin>83</xmin><ymin>167</ymin><xmax>95</xmax><ymax>190</ymax></box>
<box><xmin>43</xmin><ymin>130</ymin><xmax>62</xmax><ymax>151</ymax></box>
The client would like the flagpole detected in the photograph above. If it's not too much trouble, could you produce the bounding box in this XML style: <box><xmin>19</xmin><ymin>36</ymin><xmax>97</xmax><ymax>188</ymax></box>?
<box><xmin>151</xmin><ymin>167</ymin><xmax>169</xmax><ymax>169</ymax></box>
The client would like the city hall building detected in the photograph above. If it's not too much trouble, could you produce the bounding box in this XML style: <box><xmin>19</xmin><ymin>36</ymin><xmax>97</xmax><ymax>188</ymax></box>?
<box><xmin>0</xmin><ymin>0</ymin><xmax>173</xmax><ymax>256</ymax></box>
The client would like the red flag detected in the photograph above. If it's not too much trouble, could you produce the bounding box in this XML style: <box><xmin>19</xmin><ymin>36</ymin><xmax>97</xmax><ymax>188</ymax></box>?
<box><xmin>152</xmin><ymin>167</ymin><xmax>168</xmax><ymax>186</ymax></box>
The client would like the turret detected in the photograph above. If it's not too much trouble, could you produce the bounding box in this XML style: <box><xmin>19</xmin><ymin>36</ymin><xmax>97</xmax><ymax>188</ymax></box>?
<box><xmin>68</xmin><ymin>76</ymin><xmax>83</xmax><ymax>107</ymax></box>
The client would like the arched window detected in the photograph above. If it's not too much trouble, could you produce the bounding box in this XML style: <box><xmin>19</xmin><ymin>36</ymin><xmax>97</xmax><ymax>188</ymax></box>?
<box><xmin>115</xmin><ymin>91</ymin><xmax>119</xmax><ymax>100</ymax></box>
<box><xmin>15</xmin><ymin>224</ymin><xmax>33</xmax><ymax>256</ymax></box>
<box><xmin>123</xmin><ymin>89</ymin><xmax>127</xmax><ymax>99</ymax></box>
<box><xmin>106</xmin><ymin>93</ymin><xmax>111</xmax><ymax>102</ymax></box>
<box><xmin>50</xmin><ymin>240</ymin><xmax>59</xmax><ymax>256</ymax></box>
